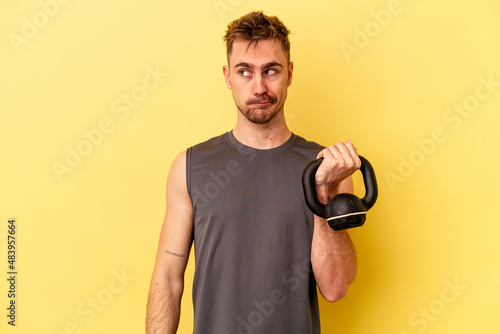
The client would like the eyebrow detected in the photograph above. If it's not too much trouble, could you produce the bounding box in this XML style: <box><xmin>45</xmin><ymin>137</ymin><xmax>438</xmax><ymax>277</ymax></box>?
<box><xmin>234</xmin><ymin>62</ymin><xmax>284</xmax><ymax>69</ymax></box>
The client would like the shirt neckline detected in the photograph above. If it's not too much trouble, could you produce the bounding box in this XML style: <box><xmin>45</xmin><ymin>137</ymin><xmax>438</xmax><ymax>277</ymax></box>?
<box><xmin>226</xmin><ymin>130</ymin><xmax>298</xmax><ymax>155</ymax></box>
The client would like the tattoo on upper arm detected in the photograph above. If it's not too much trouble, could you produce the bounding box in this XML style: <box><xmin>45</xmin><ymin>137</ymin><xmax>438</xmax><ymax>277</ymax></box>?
<box><xmin>164</xmin><ymin>250</ymin><xmax>186</xmax><ymax>258</ymax></box>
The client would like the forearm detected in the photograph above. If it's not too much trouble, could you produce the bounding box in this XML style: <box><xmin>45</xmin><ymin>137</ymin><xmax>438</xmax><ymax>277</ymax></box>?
<box><xmin>310</xmin><ymin>143</ymin><xmax>360</xmax><ymax>302</ymax></box>
<box><xmin>311</xmin><ymin>215</ymin><xmax>357</xmax><ymax>302</ymax></box>
<box><xmin>146</xmin><ymin>274</ymin><xmax>183</xmax><ymax>334</ymax></box>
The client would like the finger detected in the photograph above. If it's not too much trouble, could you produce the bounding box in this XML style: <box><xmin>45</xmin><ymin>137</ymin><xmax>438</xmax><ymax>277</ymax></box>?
<box><xmin>335</xmin><ymin>142</ymin><xmax>354</xmax><ymax>161</ymax></box>
<box><xmin>317</xmin><ymin>146</ymin><xmax>336</xmax><ymax>160</ymax></box>
<box><xmin>334</xmin><ymin>141</ymin><xmax>361</xmax><ymax>172</ymax></box>
<box><xmin>327</xmin><ymin>144</ymin><xmax>343</xmax><ymax>159</ymax></box>
<box><xmin>345</xmin><ymin>140</ymin><xmax>361</xmax><ymax>168</ymax></box>
<box><xmin>317</xmin><ymin>145</ymin><xmax>341</xmax><ymax>159</ymax></box>
<box><xmin>345</xmin><ymin>140</ymin><xmax>358</xmax><ymax>155</ymax></box>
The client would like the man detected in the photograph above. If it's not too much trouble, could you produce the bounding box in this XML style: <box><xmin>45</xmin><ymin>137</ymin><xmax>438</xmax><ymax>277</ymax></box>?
<box><xmin>146</xmin><ymin>11</ymin><xmax>359</xmax><ymax>333</ymax></box>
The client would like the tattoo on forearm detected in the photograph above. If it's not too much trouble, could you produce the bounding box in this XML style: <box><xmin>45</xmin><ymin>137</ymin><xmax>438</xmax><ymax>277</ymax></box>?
<box><xmin>164</xmin><ymin>250</ymin><xmax>186</xmax><ymax>258</ymax></box>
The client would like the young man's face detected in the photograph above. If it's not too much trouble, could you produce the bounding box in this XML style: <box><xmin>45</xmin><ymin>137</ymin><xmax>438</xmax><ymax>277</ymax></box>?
<box><xmin>223</xmin><ymin>39</ymin><xmax>293</xmax><ymax>125</ymax></box>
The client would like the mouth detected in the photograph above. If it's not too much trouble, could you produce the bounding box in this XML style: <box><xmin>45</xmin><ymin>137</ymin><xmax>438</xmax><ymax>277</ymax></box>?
<box><xmin>249</xmin><ymin>102</ymin><xmax>273</xmax><ymax>110</ymax></box>
<box><xmin>247</xmin><ymin>95</ymin><xmax>277</xmax><ymax>106</ymax></box>
<box><xmin>248</xmin><ymin>100</ymin><xmax>274</xmax><ymax>107</ymax></box>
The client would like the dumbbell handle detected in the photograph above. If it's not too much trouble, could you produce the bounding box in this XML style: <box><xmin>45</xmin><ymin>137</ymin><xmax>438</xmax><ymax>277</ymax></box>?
<box><xmin>302</xmin><ymin>155</ymin><xmax>378</xmax><ymax>218</ymax></box>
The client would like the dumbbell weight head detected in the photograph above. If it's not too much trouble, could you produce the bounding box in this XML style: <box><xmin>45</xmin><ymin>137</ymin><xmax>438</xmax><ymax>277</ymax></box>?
<box><xmin>301</xmin><ymin>155</ymin><xmax>378</xmax><ymax>230</ymax></box>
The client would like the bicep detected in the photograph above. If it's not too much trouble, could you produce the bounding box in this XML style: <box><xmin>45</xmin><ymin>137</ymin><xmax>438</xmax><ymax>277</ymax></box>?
<box><xmin>152</xmin><ymin>151</ymin><xmax>193</xmax><ymax>279</ymax></box>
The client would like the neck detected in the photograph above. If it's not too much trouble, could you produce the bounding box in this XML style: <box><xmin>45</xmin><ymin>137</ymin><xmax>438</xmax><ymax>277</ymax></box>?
<box><xmin>232</xmin><ymin>111</ymin><xmax>292</xmax><ymax>149</ymax></box>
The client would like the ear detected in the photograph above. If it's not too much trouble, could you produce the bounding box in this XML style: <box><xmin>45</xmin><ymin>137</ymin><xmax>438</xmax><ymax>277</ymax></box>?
<box><xmin>287</xmin><ymin>61</ymin><xmax>294</xmax><ymax>87</ymax></box>
<box><xmin>223</xmin><ymin>65</ymin><xmax>231</xmax><ymax>89</ymax></box>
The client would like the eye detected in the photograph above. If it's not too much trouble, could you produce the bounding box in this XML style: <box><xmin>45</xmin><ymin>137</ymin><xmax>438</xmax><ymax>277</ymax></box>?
<box><xmin>240</xmin><ymin>69</ymin><xmax>252</xmax><ymax>77</ymax></box>
<box><xmin>265</xmin><ymin>68</ymin><xmax>278</xmax><ymax>76</ymax></box>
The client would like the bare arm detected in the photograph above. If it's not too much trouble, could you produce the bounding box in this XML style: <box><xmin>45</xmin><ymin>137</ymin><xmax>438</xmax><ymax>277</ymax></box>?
<box><xmin>146</xmin><ymin>151</ymin><xmax>193</xmax><ymax>333</ymax></box>
<box><xmin>310</xmin><ymin>141</ymin><xmax>360</xmax><ymax>303</ymax></box>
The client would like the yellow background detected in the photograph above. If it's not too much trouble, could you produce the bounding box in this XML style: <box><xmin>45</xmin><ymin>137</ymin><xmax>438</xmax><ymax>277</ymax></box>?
<box><xmin>1</xmin><ymin>0</ymin><xmax>499</xmax><ymax>333</ymax></box>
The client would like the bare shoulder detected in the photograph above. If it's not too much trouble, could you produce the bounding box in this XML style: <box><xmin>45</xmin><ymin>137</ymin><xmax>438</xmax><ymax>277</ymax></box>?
<box><xmin>166</xmin><ymin>150</ymin><xmax>187</xmax><ymax>193</ymax></box>
<box><xmin>169</xmin><ymin>150</ymin><xmax>187</xmax><ymax>179</ymax></box>
<box><xmin>166</xmin><ymin>150</ymin><xmax>191</xmax><ymax>213</ymax></box>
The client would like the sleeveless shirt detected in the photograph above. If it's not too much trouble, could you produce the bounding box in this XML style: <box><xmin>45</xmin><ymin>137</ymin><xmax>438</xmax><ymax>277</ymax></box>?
<box><xmin>186</xmin><ymin>131</ymin><xmax>324</xmax><ymax>334</ymax></box>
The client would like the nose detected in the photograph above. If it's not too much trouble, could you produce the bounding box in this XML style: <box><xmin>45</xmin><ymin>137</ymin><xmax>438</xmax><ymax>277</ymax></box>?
<box><xmin>252</xmin><ymin>74</ymin><xmax>267</xmax><ymax>95</ymax></box>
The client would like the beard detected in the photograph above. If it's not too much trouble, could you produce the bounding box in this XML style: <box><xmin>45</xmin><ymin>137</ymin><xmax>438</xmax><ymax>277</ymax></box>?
<box><xmin>237</xmin><ymin>93</ymin><xmax>284</xmax><ymax>125</ymax></box>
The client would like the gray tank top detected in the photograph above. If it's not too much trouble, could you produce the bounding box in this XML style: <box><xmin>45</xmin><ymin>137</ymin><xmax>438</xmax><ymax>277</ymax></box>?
<box><xmin>187</xmin><ymin>131</ymin><xmax>323</xmax><ymax>333</ymax></box>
